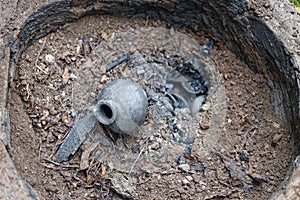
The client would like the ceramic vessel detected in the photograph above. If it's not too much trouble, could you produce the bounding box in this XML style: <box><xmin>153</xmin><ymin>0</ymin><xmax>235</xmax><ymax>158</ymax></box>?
<box><xmin>94</xmin><ymin>79</ymin><xmax>148</xmax><ymax>134</ymax></box>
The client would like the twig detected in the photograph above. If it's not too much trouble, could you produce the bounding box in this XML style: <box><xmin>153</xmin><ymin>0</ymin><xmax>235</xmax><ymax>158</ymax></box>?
<box><xmin>128</xmin><ymin>136</ymin><xmax>150</xmax><ymax>177</ymax></box>
<box><xmin>25</xmin><ymin>83</ymin><xmax>31</xmax><ymax>101</ymax></box>
<box><xmin>43</xmin><ymin>158</ymin><xmax>79</xmax><ymax>169</ymax></box>
<box><xmin>204</xmin><ymin>188</ymin><xmax>239</xmax><ymax>200</ymax></box>
<box><xmin>136</xmin><ymin>177</ymin><xmax>152</xmax><ymax>185</ymax></box>
<box><xmin>106</xmin><ymin>55</ymin><xmax>130</xmax><ymax>72</ymax></box>
<box><xmin>38</xmin><ymin>140</ymin><xmax>42</xmax><ymax>164</ymax></box>
<box><xmin>35</xmin><ymin>39</ymin><xmax>48</xmax><ymax>74</ymax></box>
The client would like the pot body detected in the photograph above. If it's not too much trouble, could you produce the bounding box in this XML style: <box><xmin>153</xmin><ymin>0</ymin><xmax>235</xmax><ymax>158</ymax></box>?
<box><xmin>94</xmin><ymin>79</ymin><xmax>148</xmax><ymax>134</ymax></box>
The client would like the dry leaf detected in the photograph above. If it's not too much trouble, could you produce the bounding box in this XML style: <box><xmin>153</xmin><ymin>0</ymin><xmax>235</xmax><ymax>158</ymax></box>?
<box><xmin>13</xmin><ymin>29</ymin><xmax>21</xmax><ymax>39</ymax></box>
<box><xmin>100</xmin><ymin>164</ymin><xmax>108</xmax><ymax>179</ymax></box>
<box><xmin>101</xmin><ymin>31</ymin><xmax>109</xmax><ymax>40</ymax></box>
<box><xmin>101</xmin><ymin>173</ymin><xmax>109</xmax><ymax>179</ymax></box>
<box><xmin>62</xmin><ymin>68</ymin><xmax>69</xmax><ymax>84</ymax></box>
<box><xmin>79</xmin><ymin>142</ymin><xmax>100</xmax><ymax>170</ymax></box>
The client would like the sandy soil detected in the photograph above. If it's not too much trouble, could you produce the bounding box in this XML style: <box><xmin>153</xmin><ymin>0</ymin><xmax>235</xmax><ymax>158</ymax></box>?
<box><xmin>9</xmin><ymin>14</ymin><xmax>292</xmax><ymax>200</ymax></box>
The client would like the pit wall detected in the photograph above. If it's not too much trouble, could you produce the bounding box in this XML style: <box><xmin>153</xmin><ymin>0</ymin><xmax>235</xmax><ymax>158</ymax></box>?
<box><xmin>0</xmin><ymin>0</ymin><xmax>299</xmax><ymax>199</ymax></box>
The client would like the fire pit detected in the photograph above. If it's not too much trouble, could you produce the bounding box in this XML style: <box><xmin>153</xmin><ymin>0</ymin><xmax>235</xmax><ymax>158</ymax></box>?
<box><xmin>0</xmin><ymin>0</ymin><xmax>299</xmax><ymax>199</ymax></box>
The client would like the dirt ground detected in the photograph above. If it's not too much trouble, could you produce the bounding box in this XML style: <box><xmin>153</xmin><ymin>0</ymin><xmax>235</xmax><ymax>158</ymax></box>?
<box><xmin>9</xmin><ymin>14</ymin><xmax>292</xmax><ymax>200</ymax></box>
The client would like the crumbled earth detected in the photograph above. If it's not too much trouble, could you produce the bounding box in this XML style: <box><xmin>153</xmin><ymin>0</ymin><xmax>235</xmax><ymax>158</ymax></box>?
<box><xmin>9</xmin><ymin>14</ymin><xmax>292</xmax><ymax>200</ymax></box>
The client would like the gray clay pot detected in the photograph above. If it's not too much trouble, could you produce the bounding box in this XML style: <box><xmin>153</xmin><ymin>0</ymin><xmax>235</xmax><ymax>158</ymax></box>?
<box><xmin>94</xmin><ymin>79</ymin><xmax>148</xmax><ymax>134</ymax></box>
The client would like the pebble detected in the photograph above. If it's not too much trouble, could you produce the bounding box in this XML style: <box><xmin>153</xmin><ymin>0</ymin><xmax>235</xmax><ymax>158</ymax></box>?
<box><xmin>200</xmin><ymin>121</ymin><xmax>209</xmax><ymax>130</ymax></box>
<box><xmin>69</xmin><ymin>73</ymin><xmax>78</xmax><ymax>80</ymax></box>
<box><xmin>49</xmin><ymin>107</ymin><xmax>58</xmax><ymax>115</ymax></box>
<box><xmin>45</xmin><ymin>54</ymin><xmax>55</xmax><ymax>63</ymax></box>
<box><xmin>172</xmin><ymin>132</ymin><xmax>183</xmax><ymax>143</ymax></box>
<box><xmin>184</xmin><ymin>135</ymin><xmax>195</xmax><ymax>144</ymax></box>
<box><xmin>136</xmin><ymin>65</ymin><xmax>145</xmax><ymax>75</ymax></box>
<box><xmin>178</xmin><ymin>164</ymin><xmax>190</xmax><ymax>172</ymax></box>
<box><xmin>186</xmin><ymin>175</ymin><xmax>193</xmax><ymax>182</ymax></box>
<box><xmin>150</xmin><ymin>142</ymin><xmax>160</xmax><ymax>150</ymax></box>
<box><xmin>71</xmin><ymin>110</ymin><xmax>78</xmax><ymax>118</ymax></box>
<box><xmin>192</xmin><ymin>174</ymin><xmax>201</xmax><ymax>183</ymax></box>
<box><xmin>191</xmin><ymin>95</ymin><xmax>206</xmax><ymax>116</ymax></box>
<box><xmin>182</xmin><ymin>179</ymin><xmax>189</xmax><ymax>185</ymax></box>
<box><xmin>177</xmin><ymin>155</ymin><xmax>186</xmax><ymax>164</ymax></box>
<box><xmin>185</xmin><ymin>145</ymin><xmax>192</xmax><ymax>155</ymax></box>
<box><xmin>100</xmin><ymin>75</ymin><xmax>109</xmax><ymax>83</ymax></box>
<box><xmin>156</xmin><ymin>150</ymin><xmax>165</xmax><ymax>158</ymax></box>
<box><xmin>50</xmin><ymin>119</ymin><xmax>58</xmax><ymax>125</ymax></box>
<box><xmin>272</xmin><ymin>133</ymin><xmax>283</xmax><ymax>144</ymax></box>
<box><xmin>131</xmin><ymin>145</ymin><xmax>139</xmax><ymax>153</ymax></box>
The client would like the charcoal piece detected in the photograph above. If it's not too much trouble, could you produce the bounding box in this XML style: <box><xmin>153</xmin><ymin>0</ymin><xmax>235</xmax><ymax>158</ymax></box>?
<box><xmin>185</xmin><ymin>145</ymin><xmax>192</xmax><ymax>155</ymax></box>
<box><xmin>54</xmin><ymin>114</ymin><xmax>97</xmax><ymax>162</ymax></box>
<box><xmin>106</xmin><ymin>55</ymin><xmax>130</xmax><ymax>72</ymax></box>
<box><xmin>172</xmin><ymin>131</ymin><xmax>183</xmax><ymax>143</ymax></box>
<box><xmin>203</xmin><ymin>41</ymin><xmax>214</xmax><ymax>54</ymax></box>
<box><xmin>240</xmin><ymin>150</ymin><xmax>250</xmax><ymax>162</ymax></box>
<box><xmin>192</xmin><ymin>164</ymin><xmax>206</xmax><ymax>172</ymax></box>
<box><xmin>131</xmin><ymin>145</ymin><xmax>139</xmax><ymax>154</ymax></box>
<box><xmin>184</xmin><ymin>135</ymin><xmax>195</xmax><ymax>144</ymax></box>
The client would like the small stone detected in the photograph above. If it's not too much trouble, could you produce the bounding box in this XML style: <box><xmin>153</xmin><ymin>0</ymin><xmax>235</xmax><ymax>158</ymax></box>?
<box><xmin>49</xmin><ymin>107</ymin><xmax>58</xmax><ymax>115</ymax></box>
<box><xmin>192</xmin><ymin>174</ymin><xmax>201</xmax><ymax>183</ymax></box>
<box><xmin>175</xmin><ymin>123</ymin><xmax>182</xmax><ymax>130</ymax></box>
<box><xmin>100</xmin><ymin>75</ymin><xmax>108</xmax><ymax>83</ymax></box>
<box><xmin>272</xmin><ymin>133</ymin><xmax>283</xmax><ymax>145</ymax></box>
<box><xmin>172</xmin><ymin>132</ymin><xmax>183</xmax><ymax>143</ymax></box>
<box><xmin>45</xmin><ymin>54</ymin><xmax>55</xmax><ymax>63</ymax></box>
<box><xmin>191</xmin><ymin>95</ymin><xmax>206</xmax><ymax>115</ymax></box>
<box><xmin>177</xmin><ymin>155</ymin><xmax>186</xmax><ymax>164</ymax></box>
<box><xmin>156</xmin><ymin>150</ymin><xmax>165</xmax><ymax>158</ymax></box>
<box><xmin>272</xmin><ymin>122</ymin><xmax>280</xmax><ymax>129</ymax></box>
<box><xmin>69</xmin><ymin>73</ymin><xmax>78</xmax><ymax>80</ymax></box>
<box><xmin>178</xmin><ymin>164</ymin><xmax>190</xmax><ymax>172</ymax></box>
<box><xmin>131</xmin><ymin>145</ymin><xmax>139</xmax><ymax>153</ymax></box>
<box><xmin>186</xmin><ymin>176</ymin><xmax>193</xmax><ymax>182</ymax></box>
<box><xmin>150</xmin><ymin>142</ymin><xmax>160</xmax><ymax>150</ymax></box>
<box><xmin>50</xmin><ymin>119</ymin><xmax>58</xmax><ymax>125</ymax></box>
<box><xmin>200</xmin><ymin>121</ymin><xmax>209</xmax><ymax>130</ymax></box>
<box><xmin>71</xmin><ymin>110</ymin><xmax>78</xmax><ymax>118</ymax></box>
<box><xmin>65</xmin><ymin>100</ymin><xmax>72</xmax><ymax>107</ymax></box>
<box><xmin>136</xmin><ymin>65</ymin><xmax>145</xmax><ymax>75</ymax></box>
<box><xmin>253</xmin><ymin>113</ymin><xmax>261</xmax><ymax>122</ymax></box>
<box><xmin>201</xmin><ymin>104</ymin><xmax>210</xmax><ymax>111</ymax></box>
<box><xmin>182</xmin><ymin>179</ymin><xmax>189</xmax><ymax>185</ymax></box>
<box><xmin>71</xmin><ymin>56</ymin><xmax>77</xmax><ymax>62</ymax></box>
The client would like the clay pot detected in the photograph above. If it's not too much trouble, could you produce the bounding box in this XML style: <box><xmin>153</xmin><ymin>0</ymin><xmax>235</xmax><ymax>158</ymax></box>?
<box><xmin>94</xmin><ymin>79</ymin><xmax>148</xmax><ymax>134</ymax></box>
